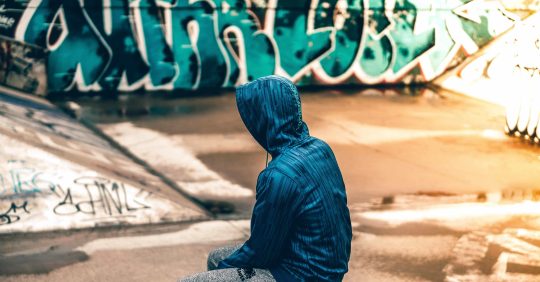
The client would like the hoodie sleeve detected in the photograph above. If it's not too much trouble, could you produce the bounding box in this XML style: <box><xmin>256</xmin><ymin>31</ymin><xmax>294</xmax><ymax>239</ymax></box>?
<box><xmin>217</xmin><ymin>169</ymin><xmax>301</xmax><ymax>269</ymax></box>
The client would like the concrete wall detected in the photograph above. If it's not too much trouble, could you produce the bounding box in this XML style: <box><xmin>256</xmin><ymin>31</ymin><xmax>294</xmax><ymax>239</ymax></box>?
<box><xmin>0</xmin><ymin>0</ymin><xmax>524</xmax><ymax>93</ymax></box>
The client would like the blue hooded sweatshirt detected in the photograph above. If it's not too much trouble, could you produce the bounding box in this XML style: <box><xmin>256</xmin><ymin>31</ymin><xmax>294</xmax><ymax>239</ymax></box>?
<box><xmin>218</xmin><ymin>76</ymin><xmax>352</xmax><ymax>281</ymax></box>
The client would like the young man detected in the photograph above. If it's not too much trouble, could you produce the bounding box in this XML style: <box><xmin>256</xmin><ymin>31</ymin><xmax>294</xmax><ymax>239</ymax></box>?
<box><xmin>182</xmin><ymin>75</ymin><xmax>352</xmax><ymax>281</ymax></box>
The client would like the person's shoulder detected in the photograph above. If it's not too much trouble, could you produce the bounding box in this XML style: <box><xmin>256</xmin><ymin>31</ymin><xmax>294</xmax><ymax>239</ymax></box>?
<box><xmin>288</xmin><ymin>136</ymin><xmax>337</xmax><ymax>162</ymax></box>
<box><xmin>257</xmin><ymin>166</ymin><xmax>303</xmax><ymax>196</ymax></box>
<box><xmin>260</xmin><ymin>165</ymin><xmax>298</xmax><ymax>183</ymax></box>
<box><xmin>309</xmin><ymin>136</ymin><xmax>333</xmax><ymax>150</ymax></box>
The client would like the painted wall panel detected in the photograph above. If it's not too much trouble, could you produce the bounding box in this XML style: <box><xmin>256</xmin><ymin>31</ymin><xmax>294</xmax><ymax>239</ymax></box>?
<box><xmin>0</xmin><ymin>0</ymin><xmax>525</xmax><ymax>93</ymax></box>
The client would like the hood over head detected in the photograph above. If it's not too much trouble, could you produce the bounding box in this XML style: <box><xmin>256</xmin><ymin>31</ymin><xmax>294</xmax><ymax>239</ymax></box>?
<box><xmin>236</xmin><ymin>75</ymin><xmax>309</xmax><ymax>156</ymax></box>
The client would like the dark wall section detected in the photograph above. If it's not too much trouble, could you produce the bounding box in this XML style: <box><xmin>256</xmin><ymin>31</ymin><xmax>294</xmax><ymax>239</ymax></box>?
<box><xmin>0</xmin><ymin>0</ymin><xmax>520</xmax><ymax>94</ymax></box>
<box><xmin>0</xmin><ymin>36</ymin><xmax>46</xmax><ymax>94</ymax></box>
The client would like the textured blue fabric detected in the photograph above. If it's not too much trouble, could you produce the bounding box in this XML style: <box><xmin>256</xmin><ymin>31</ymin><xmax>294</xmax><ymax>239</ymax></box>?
<box><xmin>217</xmin><ymin>76</ymin><xmax>352</xmax><ymax>281</ymax></box>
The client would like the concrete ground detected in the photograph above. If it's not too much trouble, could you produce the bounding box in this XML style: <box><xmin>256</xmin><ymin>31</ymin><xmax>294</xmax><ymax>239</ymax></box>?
<box><xmin>2</xmin><ymin>87</ymin><xmax>540</xmax><ymax>281</ymax></box>
<box><xmin>77</xmin><ymin>86</ymin><xmax>540</xmax><ymax>207</ymax></box>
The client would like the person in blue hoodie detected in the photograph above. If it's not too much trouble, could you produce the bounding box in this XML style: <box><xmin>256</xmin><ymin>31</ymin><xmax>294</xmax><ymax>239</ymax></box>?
<box><xmin>181</xmin><ymin>75</ymin><xmax>352</xmax><ymax>282</ymax></box>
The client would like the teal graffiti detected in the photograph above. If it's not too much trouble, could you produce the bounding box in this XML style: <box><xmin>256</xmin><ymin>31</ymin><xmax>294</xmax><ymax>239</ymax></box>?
<box><xmin>134</xmin><ymin>0</ymin><xmax>177</xmax><ymax>88</ymax></box>
<box><xmin>22</xmin><ymin>0</ymin><xmax>111</xmax><ymax>90</ymax></box>
<box><xmin>10</xmin><ymin>0</ymin><xmax>517</xmax><ymax>92</ymax></box>
<box><xmin>86</xmin><ymin>0</ymin><xmax>149</xmax><ymax>90</ymax></box>
<box><xmin>360</xmin><ymin>0</ymin><xmax>393</xmax><ymax>77</ymax></box>
<box><xmin>360</xmin><ymin>35</ymin><xmax>392</xmax><ymax>77</ymax></box>
<box><xmin>214</xmin><ymin>0</ymin><xmax>275</xmax><ymax>85</ymax></box>
<box><xmin>1</xmin><ymin>161</ymin><xmax>58</xmax><ymax>196</ymax></box>
<box><xmin>368</xmin><ymin>0</ymin><xmax>392</xmax><ymax>34</ymax></box>
<box><xmin>409</xmin><ymin>0</ymin><xmax>514</xmax><ymax>76</ymax></box>
<box><xmin>9</xmin><ymin>168</ymin><xmax>41</xmax><ymax>194</ymax></box>
<box><xmin>273</xmin><ymin>0</ymin><xmax>333</xmax><ymax>78</ymax></box>
<box><xmin>165</xmin><ymin>0</ymin><xmax>229</xmax><ymax>88</ymax></box>
<box><xmin>459</xmin><ymin>2</ymin><xmax>516</xmax><ymax>48</ymax></box>
<box><xmin>320</xmin><ymin>0</ymin><xmax>364</xmax><ymax>78</ymax></box>
<box><xmin>389</xmin><ymin>0</ymin><xmax>435</xmax><ymax>74</ymax></box>
<box><xmin>343</xmin><ymin>0</ymin><xmax>434</xmax><ymax>79</ymax></box>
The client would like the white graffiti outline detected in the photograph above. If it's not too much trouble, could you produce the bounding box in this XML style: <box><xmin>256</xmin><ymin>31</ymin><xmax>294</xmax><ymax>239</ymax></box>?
<box><xmin>45</xmin><ymin>7</ymin><xmax>68</xmax><ymax>52</ymax></box>
<box><xmin>12</xmin><ymin>0</ymin><xmax>524</xmax><ymax>91</ymax></box>
<box><xmin>312</xmin><ymin>0</ymin><xmax>368</xmax><ymax>84</ymax></box>
<box><xmin>267</xmin><ymin>0</ymin><xmax>337</xmax><ymax>82</ymax></box>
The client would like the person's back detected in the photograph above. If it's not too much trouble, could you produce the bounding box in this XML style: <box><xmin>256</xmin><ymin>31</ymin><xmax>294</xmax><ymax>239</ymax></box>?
<box><xmin>181</xmin><ymin>75</ymin><xmax>352</xmax><ymax>282</ymax></box>
<box><xmin>266</xmin><ymin>137</ymin><xmax>352</xmax><ymax>281</ymax></box>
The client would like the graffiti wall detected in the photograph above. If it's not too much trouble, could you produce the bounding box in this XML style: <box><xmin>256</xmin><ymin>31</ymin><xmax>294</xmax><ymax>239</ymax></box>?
<box><xmin>0</xmin><ymin>90</ymin><xmax>206</xmax><ymax>233</ymax></box>
<box><xmin>0</xmin><ymin>0</ymin><xmax>522</xmax><ymax>93</ymax></box>
<box><xmin>436</xmin><ymin>11</ymin><xmax>540</xmax><ymax>143</ymax></box>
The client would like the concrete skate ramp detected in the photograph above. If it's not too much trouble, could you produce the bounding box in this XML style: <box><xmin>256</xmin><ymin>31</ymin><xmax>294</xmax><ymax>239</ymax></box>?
<box><xmin>0</xmin><ymin>87</ymin><xmax>207</xmax><ymax>233</ymax></box>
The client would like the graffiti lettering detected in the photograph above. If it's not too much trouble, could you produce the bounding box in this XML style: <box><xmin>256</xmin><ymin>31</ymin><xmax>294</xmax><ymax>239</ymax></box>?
<box><xmin>0</xmin><ymin>0</ymin><xmax>518</xmax><ymax>92</ymax></box>
<box><xmin>86</xmin><ymin>0</ymin><xmax>150</xmax><ymax>91</ymax></box>
<box><xmin>132</xmin><ymin>0</ymin><xmax>177</xmax><ymax>89</ymax></box>
<box><xmin>53</xmin><ymin>177</ymin><xmax>151</xmax><ymax>216</ymax></box>
<box><xmin>0</xmin><ymin>15</ymin><xmax>15</xmax><ymax>28</ymax></box>
<box><xmin>457</xmin><ymin>13</ymin><xmax>540</xmax><ymax>141</ymax></box>
<box><xmin>17</xmin><ymin>0</ymin><xmax>112</xmax><ymax>91</ymax></box>
<box><xmin>0</xmin><ymin>160</ymin><xmax>59</xmax><ymax>196</ymax></box>
<box><xmin>0</xmin><ymin>201</ymin><xmax>30</xmax><ymax>225</ymax></box>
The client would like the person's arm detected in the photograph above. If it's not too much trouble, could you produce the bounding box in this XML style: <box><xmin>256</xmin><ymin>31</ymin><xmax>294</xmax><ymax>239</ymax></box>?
<box><xmin>218</xmin><ymin>169</ymin><xmax>301</xmax><ymax>269</ymax></box>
